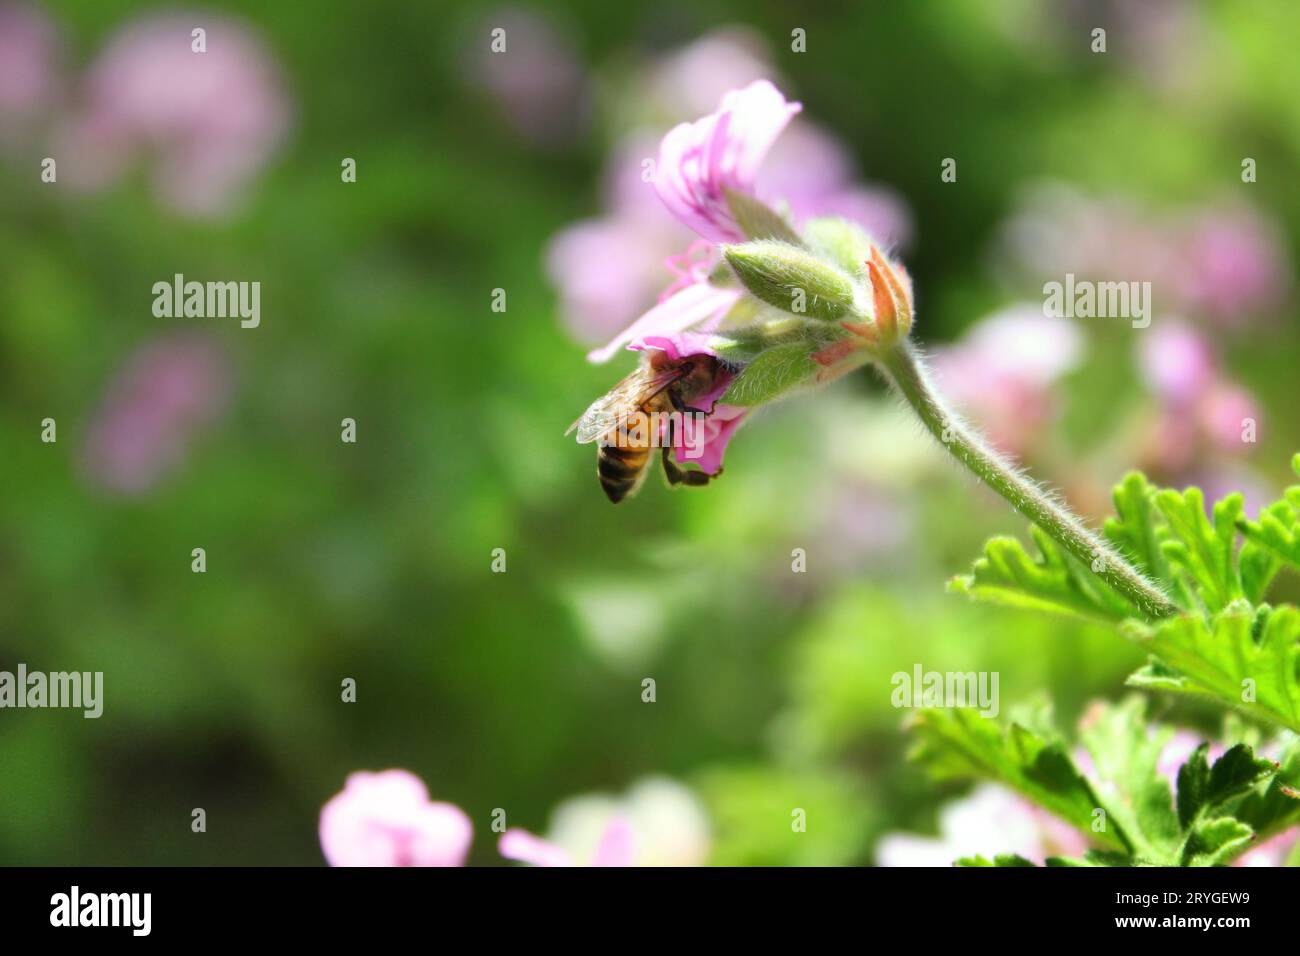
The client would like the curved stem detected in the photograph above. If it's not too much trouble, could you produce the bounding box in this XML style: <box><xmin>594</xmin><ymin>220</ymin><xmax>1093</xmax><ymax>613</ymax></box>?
<box><xmin>877</xmin><ymin>342</ymin><xmax>1177</xmax><ymax>620</ymax></box>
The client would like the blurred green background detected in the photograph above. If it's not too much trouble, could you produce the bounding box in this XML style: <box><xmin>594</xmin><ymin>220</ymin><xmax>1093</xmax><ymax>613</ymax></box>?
<box><xmin>1</xmin><ymin>0</ymin><xmax>1297</xmax><ymax>865</ymax></box>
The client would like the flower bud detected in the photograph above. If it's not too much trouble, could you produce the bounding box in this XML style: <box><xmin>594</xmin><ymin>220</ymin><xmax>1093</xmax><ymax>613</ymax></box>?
<box><xmin>838</xmin><ymin>244</ymin><xmax>915</xmax><ymax>352</ymax></box>
<box><xmin>723</xmin><ymin>240</ymin><xmax>860</xmax><ymax>322</ymax></box>
<box><xmin>803</xmin><ymin>217</ymin><xmax>873</xmax><ymax>277</ymax></box>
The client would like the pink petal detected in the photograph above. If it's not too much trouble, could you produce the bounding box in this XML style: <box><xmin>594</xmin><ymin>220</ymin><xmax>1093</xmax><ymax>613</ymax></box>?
<box><xmin>499</xmin><ymin>828</ymin><xmax>575</xmax><ymax>867</ymax></box>
<box><xmin>319</xmin><ymin>770</ymin><xmax>472</xmax><ymax>867</ymax></box>
<box><xmin>1139</xmin><ymin>322</ymin><xmax>1216</xmax><ymax>406</ymax></box>
<box><xmin>653</xmin><ymin>79</ymin><xmax>800</xmax><ymax>242</ymax></box>
<box><xmin>587</xmin><ymin>283</ymin><xmax>739</xmax><ymax>364</ymax></box>
<box><xmin>673</xmin><ymin>404</ymin><xmax>747</xmax><ymax>474</ymax></box>
<box><xmin>628</xmin><ymin>332</ymin><xmax>724</xmax><ymax>363</ymax></box>
<box><xmin>719</xmin><ymin>80</ymin><xmax>802</xmax><ymax>184</ymax></box>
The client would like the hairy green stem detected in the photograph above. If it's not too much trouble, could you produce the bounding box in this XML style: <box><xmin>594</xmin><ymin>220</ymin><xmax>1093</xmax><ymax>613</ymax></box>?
<box><xmin>877</xmin><ymin>342</ymin><xmax>1177</xmax><ymax>620</ymax></box>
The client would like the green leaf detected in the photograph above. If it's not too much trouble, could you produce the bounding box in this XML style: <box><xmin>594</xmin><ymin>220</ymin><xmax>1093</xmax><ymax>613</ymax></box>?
<box><xmin>1125</xmin><ymin>658</ymin><xmax>1194</xmax><ymax>695</ymax></box>
<box><xmin>719</xmin><ymin>341</ymin><xmax>820</xmax><ymax>407</ymax></box>
<box><xmin>1079</xmin><ymin>698</ymin><xmax>1180</xmax><ymax>864</ymax></box>
<box><xmin>1104</xmin><ymin>472</ymin><xmax>1173</xmax><ymax>586</ymax></box>
<box><xmin>948</xmin><ymin>526</ymin><xmax>1139</xmax><ymax>624</ymax></box>
<box><xmin>1124</xmin><ymin>605</ymin><xmax>1300</xmax><ymax>733</ymax></box>
<box><xmin>910</xmin><ymin>699</ymin><xmax>1287</xmax><ymax>867</ymax></box>
<box><xmin>1239</xmin><ymin>454</ymin><xmax>1300</xmax><ymax>573</ymax></box>
<box><xmin>957</xmin><ymin>463</ymin><xmax>1300</xmax><ymax>629</ymax></box>
<box><xmin>1176</xmin><ymin>744</ymin><xmax>1275</xmax><ymax>830</ymax></box>
<box><xmin>1241</xmin><ymin>496</ymin><xmax>1300</xmax><ymax>572</ymax></box>
<box><xmin>1239</xmin><ymin>539</ymin><xmax>1282</xmax><ymax>605</ymax></box>
<box><xmin>1234</xmin><ymin>736</ymin><xmax>1300</xmax><ymax>842</ymax></box>
<box><xmin>1155</xmin><ymin>488</ymin><xmax>1245</xmax><ymax>613</ymax></box>
<box><xmin>725</xmin><ymin>189</ymin><xmax>802</xmax><ymax>244</ymax></box>
<box><xmin>1184</xmin><ymin>817</ymin><xmax>1255</xmax><ymax>866</ymax></box>
<box><xmin>908</xmin><ymin>708</ymin><xmax>1121</xmax><ymax>849</ymax></box>
<box><xmin>1045</xmin><ymin>850</ymin><xmax>1134</xmax><ymax>867</ymax></box>
<box><xmin>956</xmin><ymin>853</ymin><xmax>1036</xmax><ymax>867</ymax></box>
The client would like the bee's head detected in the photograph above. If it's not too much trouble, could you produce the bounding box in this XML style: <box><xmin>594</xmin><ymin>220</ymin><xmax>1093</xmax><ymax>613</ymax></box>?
<box><xmin>648</xmin><ymin>351</ymin><xmax>721</xmax><ymax>394</ymax></box>
<box><xmin>647</xmin><ymin>350</ymin><xmax>682</xmax><ymax>372</ymax></box>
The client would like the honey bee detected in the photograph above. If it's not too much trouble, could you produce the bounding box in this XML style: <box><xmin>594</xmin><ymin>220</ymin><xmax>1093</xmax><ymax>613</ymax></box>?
<box><xmin>568</xmin><ymin>352</ymin><xmax>725</xmax><ymax>503</ymax></box>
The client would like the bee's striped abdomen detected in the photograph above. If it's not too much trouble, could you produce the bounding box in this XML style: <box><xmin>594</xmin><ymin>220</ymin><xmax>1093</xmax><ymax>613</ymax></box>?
<box><xmin>597</xmin><ymin>443</ymin><xmax>650</xmax><ymax>503</ymax></box>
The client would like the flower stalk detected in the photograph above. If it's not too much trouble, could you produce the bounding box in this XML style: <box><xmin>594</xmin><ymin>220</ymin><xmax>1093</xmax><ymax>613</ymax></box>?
<box><xmin>876</xmin><ymin>342</ymin><xmax>1178</xmax><ymax>620</ymax></box>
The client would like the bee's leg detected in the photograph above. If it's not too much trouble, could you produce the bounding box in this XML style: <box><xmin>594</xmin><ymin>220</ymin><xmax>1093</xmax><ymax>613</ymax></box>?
<box><xmin>661</xmin><ymin>417</ymin><xmax>718</xmax><ymax>488</ymax></box>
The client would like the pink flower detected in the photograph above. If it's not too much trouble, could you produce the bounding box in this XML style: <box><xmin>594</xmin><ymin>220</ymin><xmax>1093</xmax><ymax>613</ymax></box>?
<box><xmin>547</xmin><ymin>215</ymin><xmax>692</xmax><ymax>345</ymax></box>
<box><xmin>628</xmin><ymin>332</ymin><xmax>748</xmax><ymax>474</ymax></box>
<box><xmin>1136</xmin><ymin>321</ymin><xmax>1262</xmax><ymax>468</ymax></box>
<box><xmin>1177</xmin><ymin>207</ymin><xmax>1289</xmax><ymax>325</ymax></box>
<box><xmin>649</xmin><ymin>26</ymin><xmax>775</xmax><ymax>119</ymax></box>
<box><xmin>81</xmin><ymin>334</ymin><xmax>231</xmax><ymax>495</ymax></box>
<box><xmin>547</xmin><ymin>53</ymin><xmax>911</xmax><ymax>349</ymax></box>
<box><xmin>319</xmin><ymin>770</ymin><xmax>472</xmax><ymax>867</ymax></box>
<box><xmin>1139</xmin><ymin>321</ymin><xmax>1216</xmax><ymax>407</ymax></box>
<box><xmin>1236</xmin><ymin>831</ymin><xmax>1299</xmax><ymax>868</ymax></box>
<box><xmin>500</xmin><ymin>816</ymin><xmax>635</xmax><ymax>867</ymax></box>
<box><xmin>464</xmin><ymin>6</ymin><xmax>588</xmax><ymax>148</ymax></box>
<box><xmin>653</xmin><ymin>79</ymin><xmax>801</xmax><ymax>242</ymax></box>
<box><xmin>1198</xmin><ymin>382</ymin><xmax>1259</xmax><ymax>455</ymax></box>
<box><xmin>929</xmin><ymin>306</ymin><xmax>1083</xmax><ymax>456</ymax></box>
<box><xmin>56</xmin><ymin>13</ymin><xmax>290</xmax><ymax>217</ymax></box>
<box><xmin>759</xmin><ymin>122</ymin><xmax>913</xmax><ymax>248</ymax></box>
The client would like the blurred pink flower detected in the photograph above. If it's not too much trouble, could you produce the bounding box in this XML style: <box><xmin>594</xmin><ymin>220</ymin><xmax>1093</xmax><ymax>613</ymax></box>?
<box><xmin>1177</xmin><ymin>206</ymin><xmax>1290</xmax><ymax>325</ymax></box>
<box><xmin>929</xmin><ymin>306</ymin><xmax>1083</xmax><ymax>456</ymax></box>
<box><xmin>1137</xmin><ymin>321</ymin><xmax>1261</xmax><ymax>468</ymax></box>
<box><xmin>464</xmin><ymin>6</ymin><xmax>587</xmax><ymax>147</ymax></box>
<box><xmin>81</xmin><ymin>334</ymin><xmax>231</xmax><ymax>495</ymax></box>
<box><xmin>876</xmin><ymin>784</ymin><xmax>1089</xmax><ymax>866</ymax></box>
<box><xmin>0</xmin><ymin>3</ymin><xmax>59</xmax><ymax>127</ymax></box>
<box><xmin>1138</xmin><ymin>321</ymin><xmax>1215</xmax><ymax>407</ymax></box>
<box><xmin>319</xmin><ymin>770</ymin><xmax>472</xmax><ymax>868</ymax></box>
<box><xmin>654</xmin><ymin>79</ymin><xmax>801</xmax><ymax>243</ymax></box>
<box><xmin>1198</xmin><ymin>382</ymin><xmax>1259</xmax><ymax>455</ymax></box>
<box><xmin>1236</xmin><ymin>831</ymin><xmax>1298</xmax><ymax>868</ymax></box>
<box><xmin>545</xmin><ymin>132</ymin><xmax>700</xmax><ymax>344</ymax></box>
<box><xmin>1001</xmin><ymin>185</ymin><xmax>1290</xmax><ymax>329</ymax></box>
<box><xmin>649</xmin><ymin>27</ymin><xmax>775</xmax><ymax>119</ymax></box>
<box><xmin>502</xmin><ymin>777</ymin><xmax>709</xmax><ymax>867</ymax></box>
<box><xmin>760</xmin><ymin>122</ymin><xmax>912</xmax><ymax>248</ymax></box>
<box><xmin>56</xmin><ymin>12</ymin><xmax>290</xmax><ymax>217</ymax></box>
<box><xmin>500</xmin><ymin>816</ymin><xmax>635</xmax><ymax>867</ymax></box>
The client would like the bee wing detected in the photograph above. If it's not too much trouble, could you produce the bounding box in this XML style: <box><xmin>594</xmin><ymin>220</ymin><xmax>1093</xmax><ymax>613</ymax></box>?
<box><xmin>567</xmin><ymin>365</ymin><xmax>685</xmax><ymax>444</ymax></box>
